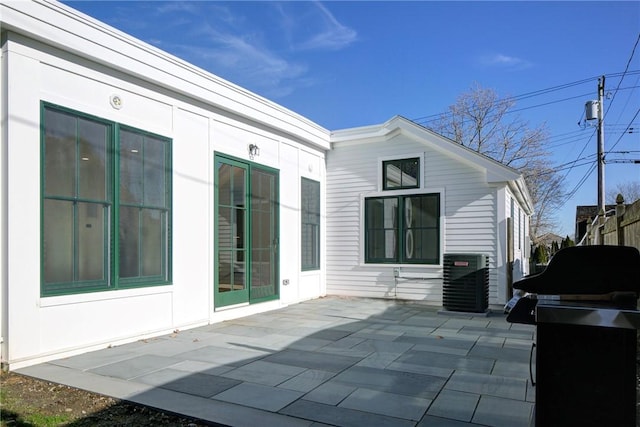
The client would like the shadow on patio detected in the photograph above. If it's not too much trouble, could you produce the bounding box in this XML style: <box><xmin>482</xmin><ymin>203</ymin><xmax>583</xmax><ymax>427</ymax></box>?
<box><xmin>18</xmin><ymin>296</ymin><xmax>535</xmax><ymax>427</ymax></box>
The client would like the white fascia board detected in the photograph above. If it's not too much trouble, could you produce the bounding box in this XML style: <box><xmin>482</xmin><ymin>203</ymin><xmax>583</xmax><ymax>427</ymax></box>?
<box><xmin>333</xmin><ymin>116</ymin><xmax>522</xmax><ymax>182</ymax></box>
<box><xmin>508</xmin><ymin>177</ymin><xmax>535</xmax><ymax>215</ymax></box>
<box><xmin>1</xmin><ymin>0</ymin><xmax>330</xmax><ymax>150</ymax></box>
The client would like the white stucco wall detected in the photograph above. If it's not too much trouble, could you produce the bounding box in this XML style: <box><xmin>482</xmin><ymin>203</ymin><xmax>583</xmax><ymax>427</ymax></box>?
<box><xmin>1</xmin><ymin>25</ymin><xmax>327</xmax><ymax>369</ymax></box>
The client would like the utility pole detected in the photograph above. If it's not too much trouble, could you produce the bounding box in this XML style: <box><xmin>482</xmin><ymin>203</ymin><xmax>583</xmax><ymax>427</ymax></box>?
<box><xmin>597</xmin><ymin>75</ymin><xmax>605</xmax><ymax>213</ymax></box>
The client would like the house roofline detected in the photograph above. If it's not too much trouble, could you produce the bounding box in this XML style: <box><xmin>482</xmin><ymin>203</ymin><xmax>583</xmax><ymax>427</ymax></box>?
<box><xmin>1</xmin><ymin>0</ymin><xmax>330</xmax><ymax>150</ymax></box>
<box><xmin>332</xmin><ymin>116</ymin><xmax>534</xmax><ymax>212</ymax></box>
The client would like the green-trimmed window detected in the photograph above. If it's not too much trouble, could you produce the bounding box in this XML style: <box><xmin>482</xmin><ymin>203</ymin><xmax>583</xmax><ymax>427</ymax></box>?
<box><xmin>41</xmin><ymin>103</ymin><xmax>171</xmax><ymax>296</ymax></box>
<box><xmin>365</xmin><ymin>193</ymin><xmax>439</xmax><ymax>264</ymax></box>
<box><xmin>383</xmin><ymin>157</ymin><xmax>420</xmax><ymax>190</ymax></box>
<box><xmin>301</xmin><ymin>178</ymin><xmax>320</xmax><ymax>270</ymax></box>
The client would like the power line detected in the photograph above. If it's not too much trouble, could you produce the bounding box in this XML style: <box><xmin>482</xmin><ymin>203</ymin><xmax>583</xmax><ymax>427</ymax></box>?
<box><xmin>604</xmin><ymin>33</ymin><xmax>640</xmax><ymax>120</ymax></box>
<box><xmin>607</xmin><ymin>107</ymin><xmax>640</xmax><ymax>153</ymax></box>
<box><xmin>565</xmin><ymin>163</ymin><xmax>597</xmax><ymax>201</ymax></box>
<box><xmin>412</xmin><ymin>73</ymin><xmax>640</xmax><ymax>128</ymax></box>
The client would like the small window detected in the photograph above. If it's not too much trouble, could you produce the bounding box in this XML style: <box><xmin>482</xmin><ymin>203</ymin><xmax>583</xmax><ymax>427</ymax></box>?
<box><xmin>301</xmin><ymin>178</ymin><xmax>320</xmax><ymax>270</ymax></box>
<box><xmin>383</xmin><ymin>158</ymin><xmax>420</xmax><ymax>190</ymax></box>
<box><xmin>364</xmin><ymin>193</ymin><xmax>439</xmax><ymax>264</ymax></box>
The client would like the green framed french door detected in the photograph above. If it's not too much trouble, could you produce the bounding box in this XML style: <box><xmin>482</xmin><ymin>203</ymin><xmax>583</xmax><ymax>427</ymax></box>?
<box><xmin>214</xmin><ymin>154</ymin><xmax>279</xmax><ymax>308</ymax></box>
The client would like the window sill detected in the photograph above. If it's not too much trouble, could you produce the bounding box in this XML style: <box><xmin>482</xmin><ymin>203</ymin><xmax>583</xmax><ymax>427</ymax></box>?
<box><xmin>39</xmin><ymin>285</ymin><xmax>173</xmax><ymax>308</ymax></box>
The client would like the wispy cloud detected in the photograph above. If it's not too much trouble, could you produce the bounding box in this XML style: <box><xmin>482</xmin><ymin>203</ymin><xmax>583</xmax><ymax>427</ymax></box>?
<box><xmin>478</xmin><ymin>53</ymin><xmax>533</xmax><ymax>71</ymax></box>
<box><xmin>138</xmin><ymin>2</ymin><xmax>355</xmax><ymax>98</ymax></box>
<box><xmin>176</xmin><ymin>25</ymin><xmax>310</xmax><ymax>97</ymax></box>
<box><xmin>294</xmin><ymin>2</ymin><xmax>358</xmax><ymax>51</ymax></box>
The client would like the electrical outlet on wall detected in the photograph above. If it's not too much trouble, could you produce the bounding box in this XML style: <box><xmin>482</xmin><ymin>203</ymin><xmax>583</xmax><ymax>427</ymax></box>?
<box><xmin>283</xmin><ymin>279</ymin><xmax>290</xmax><ymax>286</ymax></box>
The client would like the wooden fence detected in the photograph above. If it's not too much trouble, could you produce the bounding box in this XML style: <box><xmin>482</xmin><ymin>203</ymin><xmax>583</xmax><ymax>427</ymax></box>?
<box><xmin>581</xmin><ymin>194</ymin><xmax>640</xmax><ymax>250</ymax></box>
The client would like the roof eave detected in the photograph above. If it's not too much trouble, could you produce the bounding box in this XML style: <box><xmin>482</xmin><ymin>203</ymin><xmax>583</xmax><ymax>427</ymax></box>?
<box><xmin>1</xmin><ymin>0</ymin><xmax>330</xmax><ymax>150</ymax></box>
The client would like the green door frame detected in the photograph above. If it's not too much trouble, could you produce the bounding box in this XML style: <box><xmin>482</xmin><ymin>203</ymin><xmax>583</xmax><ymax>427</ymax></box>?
<box><xmin>214</xmin><ymin>153</ymin><xmax>279</xmax><ymax>308</ymax></box>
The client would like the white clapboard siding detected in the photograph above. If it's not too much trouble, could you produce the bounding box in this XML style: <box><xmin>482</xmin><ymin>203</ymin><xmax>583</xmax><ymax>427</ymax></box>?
<box><xmin>327</xmin><ymin>122</ymin><xmax>505</xmax><ymax>305</ymax></box>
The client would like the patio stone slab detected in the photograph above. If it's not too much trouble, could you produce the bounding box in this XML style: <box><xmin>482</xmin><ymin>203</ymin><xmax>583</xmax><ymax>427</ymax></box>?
<box><xmin>130</xmin><ymin>386</ymin><xmax>312</xmax><ymax>427</ymax></box>
<box><xmin>173</xmin><ymin>345</ymin><xmax>267</xmax><ymax>366</ymax></box>
<box><xmin>301</xmin><ymin>381</ymin><xmax>357</xmax><ymax>405</ymax></box>
<box><xmin>418</xmin><ymin>415</ymin><xmax>485</xmax><ymax>426</ymax></box>
<box><xmin>89</xmin><ymin>355</ymin><xmax>181</xmax><ymax>380</ymax></box>
<box><xmin>339</xmin><ymin>388</ymin><xmax>431</xmax><ymax>421</ymax></box>
<box><xmin>469</xmin><ymin>344</ymin><xmax>531</xmax><ymax>363</ymax></box>
<box><xmin>137</xmin><ymin>368</ymin><xmax>242</xmax><ymax>397</ymax></box>
<box><xmin>278</xmin><ymin>369</ymin><xmax>336</xmax><ymax>392</ymax></box>
<box><xmin>48</xmin><ymin>349</ymin><xmax>139</xmax><ymax>371</ymax></box>
<box><xmin>386</xmin><ymin>360</ymin><xmax>454</xmax><ymax>378</ymax></box>
<box><xmin>280</xmin><ymin>399</ymin><xmax>416</xmax><ymax>427</ymax></box>
<box><xmin>427</xmin><ymin>389</ymin><xmax>479</xmax><ymax>422</ymax></box>
<box><xmin>332</xmin><ymin>365</ymin><xmax>446</xmax><ymax>399</ymax></box>
<box><xmin>472</xmin><ymin>395</ymin><xmax>534</xmax><ymax>427</ymax></box>
<box><xmin>213</xmin><ymin>382</ymin><xmax>304</xmax><ymax>412</ymax></box>
<box><xmin>395</xmin><ymin>349</ymin><xmax>495</xmax><ymax>374</ymax></box>
<box><xmin>261</xmin><ymin>349</ymin><xmax>361</xmax><ymax>372</ymax></box>
<box><xmin>445</xmin><ymin>370</ymin><xmax>528</xmax><ymax>401</ymax></box>
<box><xmin>221</xmin><ymin>360</ymin><xmax>307</xmax><ymax>386</ymax></box>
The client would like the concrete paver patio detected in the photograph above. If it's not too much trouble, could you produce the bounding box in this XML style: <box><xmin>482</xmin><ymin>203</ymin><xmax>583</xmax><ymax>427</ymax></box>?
<box><xmin>17</xmin><ymin>296</ymin><xmax>535</xmax><ymax>426</ymax></box>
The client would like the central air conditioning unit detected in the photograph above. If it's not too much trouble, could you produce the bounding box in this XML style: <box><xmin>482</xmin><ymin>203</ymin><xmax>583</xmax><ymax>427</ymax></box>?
<box><xmin>443</xmin><ymin>253</ymin><xmax>489</xmax><ymax>313</ymax></box>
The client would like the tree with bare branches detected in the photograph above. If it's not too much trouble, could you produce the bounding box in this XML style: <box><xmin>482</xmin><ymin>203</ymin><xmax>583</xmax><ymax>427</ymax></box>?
<box><xmin>430</xmin><ymin>83</ymin><xmax>565</xmax><ymax>240</ymax></box>
<box><xmin>606</xmin><ymin>181</ymin><xmax>640</xmax><ymax>204</ymax></box>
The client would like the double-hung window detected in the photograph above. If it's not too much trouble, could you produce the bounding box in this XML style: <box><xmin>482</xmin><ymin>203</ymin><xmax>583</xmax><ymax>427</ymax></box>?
<box><xmin>41</xmin><ymin>103</ymin><xmax>171</xmax><ymax>296</ymax></box>
<box><xmin>364</xmin><ymin>156</ymin><xmax>440</xmax><ymax>265</ymax></box>
<box><xmin>301</xmin><ymin>178</ymin><xmax>320</xmax><ymax>270</ymax></box>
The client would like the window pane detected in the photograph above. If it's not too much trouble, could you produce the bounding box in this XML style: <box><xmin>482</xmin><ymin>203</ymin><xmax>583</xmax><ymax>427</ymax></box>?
<box><xmin>401</xmin><ymin>158</ymin><xmax>419</xmax><ymax>187</ymax></box>
<box><xmin>78</xmin><ymin>118</ymin><xmax>109</xmax><ymax>201</ymax></box>
<box><xmin>120</xmin><ymin>131</ymin><xmax>144</xmax><ymax>204</ymax></box>
<box><xmin>233</xmin><ymin>166</ymin><xmax>246</xmax><ymax>205</ymax></box>
<box><xmin>410</xmin><ymin>229</ymin><xmax>438</xmax><ymax>261</ymax></box>
<box><xmin>252</xmin><ymin>210</ymin><xmax>271</xmax><ymax>249</ymax></box>
<box><xmin>218</xmin><ymin>206</ymin><xmax>233</xmax><ymax>248</ymax></box>
<box><xmin>44</xmin><ymin>108</ymin><xmax>76</xmax><ymax>197</ymax></box>
<box><xmin>408</xmin><ymin>195</ymin><xmax>438</xmax><ymax>227</ymax></box>
<box><xmin>143</xmin><ymin>137</ymin><xmax>166</xmax><ymax>207</ymax></box>
<box><xmin>251</xmin><ymin>170</ymin><xmax>273</xmax><ymax>209</ymax></box>
<box><xmin>403</xmin><ymin>195</ymin><xmax>439</xmax><ymax>263</ymax></box>
<box><xmin>218</xmin><ymin>163</ymin><xmax>232</xmax><ymax>206</ymax></box>
<box><xmin>119</xmin><ymin>206</ymin><xmax>140</xmax><ymax>278</ymax></box>
<box><xmin>141</xmin><ymin>209</ymin><xmax>163</xmax><ymax>276</ymax></box>
<box><xmin>384</xmin><ymin>161</ymin><xmax>401</xmax><ymax>189</ymax></box>
<box><xmin>43</xmin><ymin>199</ymin><xmax>74</xmax><ymax>283</ymax></box>
<box><xmin>77</xmin><ymin>202</ymin><xmax>106</xmax><ymax>281</ymax></box>
<box><xmin>301</xmin><ymin>178</ymin><xmax>320</xmax><ymax>270</ymax></box>
<box><xmin>365</xmin><ymin>197</ymin><xmax>398</xmax><ymax>261</ymax></box>
<box><xmin>251</xmin><ymin>248</ymin><xmax>269</xmax><ymax>288</ymax></box>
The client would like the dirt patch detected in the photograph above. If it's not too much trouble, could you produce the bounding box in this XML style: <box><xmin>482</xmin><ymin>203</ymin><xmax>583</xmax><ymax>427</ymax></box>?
<box><xmin>0</xmin><ymin>371</ymin><xmax>218</xmax><ymax>426</ymax></box>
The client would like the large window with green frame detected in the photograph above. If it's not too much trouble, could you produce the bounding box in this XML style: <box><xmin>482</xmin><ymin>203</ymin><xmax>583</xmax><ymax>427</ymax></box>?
<box><xmin>41</xmin><ymin>103</ymin><xmax>172</xmax><ymax>296</ymax></box>
<box><xmin>364</xmin><ymin>193</ymin><xmax>440</xmax><ymax>264</ymax></box>
<box><xmin>301</xmin><ymin>177</ymin><xmax>320</xmax><ymax>271</ymax></box>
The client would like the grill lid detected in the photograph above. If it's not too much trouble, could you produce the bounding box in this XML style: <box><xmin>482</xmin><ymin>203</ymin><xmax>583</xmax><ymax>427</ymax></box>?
<box><xmin>513</xmin><ymin>245</ymin><xmax>640</xmax><ymax>295</ymax></box>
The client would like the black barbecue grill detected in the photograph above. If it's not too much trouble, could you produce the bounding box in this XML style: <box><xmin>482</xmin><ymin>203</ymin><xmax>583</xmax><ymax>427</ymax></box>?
<box><xmin>507</xmin><ymin>245</ymin><xmax>640</xmax><ymax>427</ymax></box>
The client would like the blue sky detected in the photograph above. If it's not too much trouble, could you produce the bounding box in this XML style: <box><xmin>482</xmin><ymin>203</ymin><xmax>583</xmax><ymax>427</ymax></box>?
<box><xmin>66</xmin><ymin>1</ymin><xmax>639</xmax><ymax>238</ymax></box>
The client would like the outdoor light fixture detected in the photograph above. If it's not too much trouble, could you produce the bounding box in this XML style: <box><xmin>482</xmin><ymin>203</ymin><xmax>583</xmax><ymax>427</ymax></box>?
<box><xmin>110</xmin><ymin>94</ymin><xmax>123</xmax><ymax>110</ymax></box>
<box><xmin>248</xmin><ymin>143</ymin><xmax>260</xmax><ymax>159</ymax></box>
